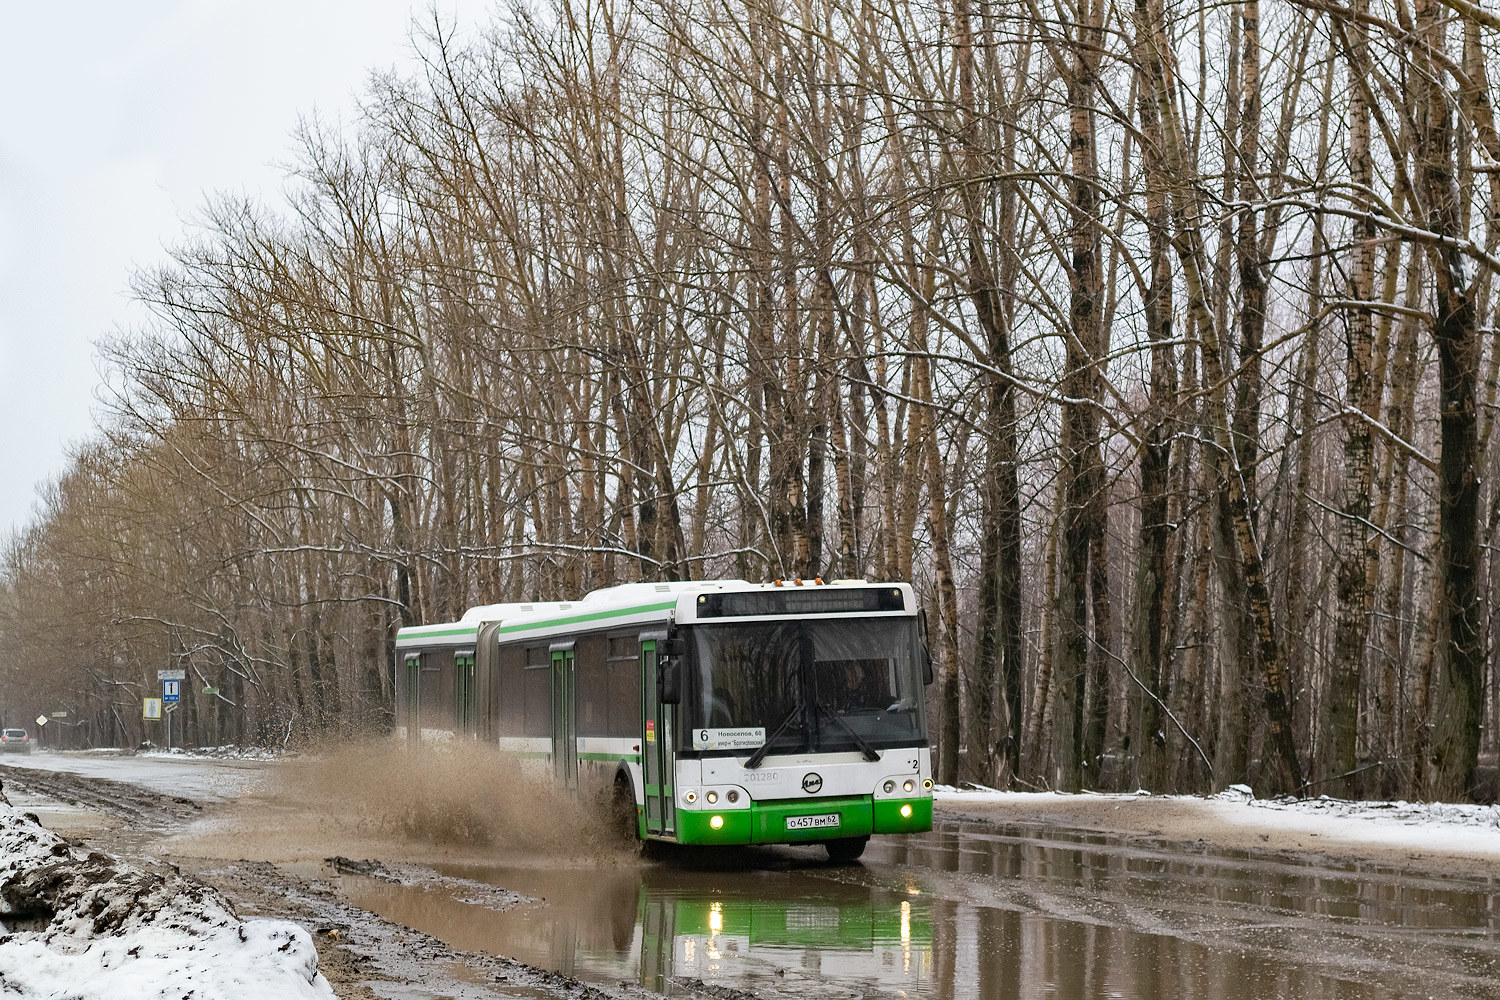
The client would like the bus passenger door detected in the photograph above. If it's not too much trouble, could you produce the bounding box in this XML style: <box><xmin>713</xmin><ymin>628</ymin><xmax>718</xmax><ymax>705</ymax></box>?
<box><xmin>403</xmin><ymin>654</ymin><xmax>421</xmax><ymax>743</ymax></box>
<box><xmin>550</xmin><ymin>642</ymin><xmax>578</xmax><ymax>792</ymax></box>
<box><xmin>454</xmin><ymin>649</ymin><xmax>476</xmax><ymax>737</ymax></box>
<box><xmin>641</xmin><ymin>635</ymin><xmax>676</xmax><ymax>838</ymax></box>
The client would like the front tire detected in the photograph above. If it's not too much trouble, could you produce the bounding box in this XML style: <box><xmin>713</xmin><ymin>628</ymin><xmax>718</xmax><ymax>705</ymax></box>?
<box><xmin>824</xmin><ymin>836</ymin><xmax>869</xmax><ymax>863</ymax></box>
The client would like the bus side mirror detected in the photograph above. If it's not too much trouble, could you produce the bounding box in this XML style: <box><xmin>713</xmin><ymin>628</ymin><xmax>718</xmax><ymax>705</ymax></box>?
<box><xmin>659</xmin><ymin>660</ymin><xmax>682</xmax><ymax>704</ymax></box>
<box><xmin>918</xmin><ymin>610</ymin><xmax>934</xmax><ymax>685</ymax></box>
<box><xmin>657</xmin><ymin>636</ymin><xmax>686</xmax><ymax>704</ymax></box>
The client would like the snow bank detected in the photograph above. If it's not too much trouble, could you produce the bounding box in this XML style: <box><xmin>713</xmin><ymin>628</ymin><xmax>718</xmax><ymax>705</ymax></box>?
<box><xmin>136</xmin><ymin>745</ymin><xmax>283</xmax><ymax>761</ymax></box>
<box><xmin>933</xmin><ymin>786</ymin><xmax>1500</xmax><ymax>857</ymax></box>
<box><xmin>1205</xmin><ymin>788</ymin><xmax>1500</xmax><ymax>854</ymax></box>
<box><xmin>0</xmin><ymin>789</ymin><xmax>332</xmax><ymax>999</ymax></box>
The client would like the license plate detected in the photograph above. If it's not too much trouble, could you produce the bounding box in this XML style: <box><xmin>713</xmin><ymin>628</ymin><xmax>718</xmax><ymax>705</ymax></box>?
<box><xmin>786</xmin><ymin>813</ymin><xmax>840</xmax><ymax>830</ymax></box>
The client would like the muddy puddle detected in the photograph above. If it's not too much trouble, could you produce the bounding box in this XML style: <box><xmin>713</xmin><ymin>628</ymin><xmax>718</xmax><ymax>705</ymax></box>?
<box><xmin>325</xmin><ymin>821</ymin><xmax>1500</xmax><ymax>1000</ymax></box>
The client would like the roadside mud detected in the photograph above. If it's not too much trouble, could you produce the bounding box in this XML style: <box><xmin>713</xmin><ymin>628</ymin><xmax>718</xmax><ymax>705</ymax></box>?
<box><xmin>0</xmin><ymin>763</ymin><xmax>672</xmax><ymax>1000</ymax></box>
<box><xmin>0</xmin><ymin>763</ymin><xmax>201</xmax><ymax>828</ymax></box>
<box><xmin>325</xmin><ymin>856</ymin><xmax>533</xmax><ymax>912</ymax></box>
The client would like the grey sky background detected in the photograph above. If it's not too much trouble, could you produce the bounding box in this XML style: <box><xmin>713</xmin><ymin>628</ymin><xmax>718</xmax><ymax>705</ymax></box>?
<box><xmin>0</xmin><ymin>1</ymin><xmax>479</xmax><ymax>537</ymax></box>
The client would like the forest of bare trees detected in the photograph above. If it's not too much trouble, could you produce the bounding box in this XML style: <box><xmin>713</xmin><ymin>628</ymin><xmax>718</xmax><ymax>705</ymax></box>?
<box><xmin>2</xmin><ymin>0</ymin><xmax>1498</xmax><ymax>801</ymax></box>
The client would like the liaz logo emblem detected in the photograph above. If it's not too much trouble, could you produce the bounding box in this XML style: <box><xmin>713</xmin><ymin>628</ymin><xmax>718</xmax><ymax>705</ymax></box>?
<box><xmin>801</xmin><ymin>772</ymin><xmax>823</xmax><ymax>794</ymax></box>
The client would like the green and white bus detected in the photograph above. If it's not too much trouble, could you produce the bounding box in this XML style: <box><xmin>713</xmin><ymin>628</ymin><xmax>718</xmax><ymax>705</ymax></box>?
<box><xmin>394</xmin><ymin>579</ymin><xmax>935</xmax><ymax>860</ymax></box>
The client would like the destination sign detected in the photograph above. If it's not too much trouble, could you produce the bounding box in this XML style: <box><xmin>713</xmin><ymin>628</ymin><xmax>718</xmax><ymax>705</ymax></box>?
<box><xmin>692</xmin><ymin>726</ymin><xmax>766</xmax><ymax>751</ymax></box>
<box><xmin>696</xmin><ymin>588</ymin><xmax>905</xmax><ymax>618</ymax></box>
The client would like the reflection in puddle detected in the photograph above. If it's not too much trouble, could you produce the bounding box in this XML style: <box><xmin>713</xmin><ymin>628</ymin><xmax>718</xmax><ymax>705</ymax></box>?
<box><xmin>333</xmin><ymin>829</ymin><xmax>1500</xmax><ymax>1000</ymax></box>
<box><xmin>640</xmin><ymin>877</ymin><xmax>932</xmax><ymax>996</ymax></box>
<box><xmin>340</xmin><ymin>862</ymin><xmax>933</xmax><ymax>996</ymax></box>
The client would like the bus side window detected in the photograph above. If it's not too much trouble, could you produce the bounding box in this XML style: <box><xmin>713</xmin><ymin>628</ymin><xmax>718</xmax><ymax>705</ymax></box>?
<box><xmin>523</xmin><ymin>645</ymin><xmax>551</xmax><ymax>737</ymax></box>
<box><xmin>423</xmin><ymin>648</ymin><xmax>454</xmax><ymax>729</ymax></box>
<box><xmin>497</xmin><ymin>643</ymin><xmax>524</xmax><ymax>736</ymax></box>
<box><xmin>577</xmin><ymin>635</ymin><xmax>608</xmax><ymax>736</ymax></box>
<box><xmin>606</xmin><ymin>636</ymin><xmax>638</xmax><ymax>737</ymax></box>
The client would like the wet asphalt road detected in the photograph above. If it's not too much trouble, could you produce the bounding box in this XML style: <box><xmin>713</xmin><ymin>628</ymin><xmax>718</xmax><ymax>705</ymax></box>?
<box><xmin>335</xmin><ymin>818</ymin><xmax>1500</xmax><ymax>999</ymax></box>
<box><xmin>11</xmin><ymin>752</ymin><xmax>1500</xmax><ymax>1000</ymax></box>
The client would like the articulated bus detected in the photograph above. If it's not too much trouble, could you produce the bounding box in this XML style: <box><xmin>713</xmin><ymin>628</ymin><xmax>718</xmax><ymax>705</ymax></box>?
<box><xmin>393</xmin><ymin>579</ymin><xmax>935</xmax><ymax>860</ymax></box>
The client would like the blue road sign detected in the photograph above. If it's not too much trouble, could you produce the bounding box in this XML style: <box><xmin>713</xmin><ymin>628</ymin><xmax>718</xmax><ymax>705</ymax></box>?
<box><xmin>162</xmin><ymin>679</ymin><xmax>181</xmax><ymax>703</ymax></box>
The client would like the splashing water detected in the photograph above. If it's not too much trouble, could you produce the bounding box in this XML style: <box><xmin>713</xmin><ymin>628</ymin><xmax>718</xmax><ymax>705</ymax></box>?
<box><xmin>165</xmin><ymin>738</ymin><xmax>632</xmax><ymax>866</ymax></box>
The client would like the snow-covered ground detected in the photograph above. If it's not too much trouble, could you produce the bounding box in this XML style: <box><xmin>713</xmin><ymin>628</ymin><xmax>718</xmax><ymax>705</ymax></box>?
<box><xmin>0</xmin><ymin>796</ymin><xmax>333</xmax><ymax>999</ymax></box>
<box><xmin>935</xmin><ymin>785</ymin><xmax>1500</xmax><ymax>859</ymax></box>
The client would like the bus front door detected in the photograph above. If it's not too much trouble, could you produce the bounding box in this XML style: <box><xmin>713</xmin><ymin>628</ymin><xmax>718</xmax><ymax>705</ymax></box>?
<box><xmin>550</xmin><ymin>643</ymin><xmax>578</xmax><ymax>792</ymax></box>
<box><xmin>641</xmin><ymin>635</ymin><xmax>676</xmax><ymax>838</ymax></box>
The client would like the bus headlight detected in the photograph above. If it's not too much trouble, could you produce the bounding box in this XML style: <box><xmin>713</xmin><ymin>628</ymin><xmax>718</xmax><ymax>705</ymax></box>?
<box><xmin>709</xmin><ymin>815</ymin><xmax>725</xmax><ymax>829</ymax></box>
<box><xmin>700</xmin><ymin>786</ymin><xmax>748</xmax><ymax>808</ymax></box>
<box><xmin>883</xmin><ymin>780</ymin><xmax>895</xmax><ymax>794</ymax></box>
<box><xmin>903</xmin><ymin>780</ymin><xmax>915</xmax><ymax>793</ymax></box>
<box><xmin>900</xmin><ymin>804</ymin><xmax>913</xmax><ymax>818</ymax></box>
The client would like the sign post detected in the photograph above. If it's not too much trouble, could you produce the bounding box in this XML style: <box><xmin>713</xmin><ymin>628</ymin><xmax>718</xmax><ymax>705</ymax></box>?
<box><xmin>159</xmin><ymin>670</ymin><xmax>184</xmax><ymax>750</ymax></box>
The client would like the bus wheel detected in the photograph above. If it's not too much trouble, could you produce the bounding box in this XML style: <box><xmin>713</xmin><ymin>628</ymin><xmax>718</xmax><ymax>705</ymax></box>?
<box><xmin>824</xmin><ymin>836</ymin><xmax>869</xmax><ymax>863</ymax></box>
<box><xmin>612</xmin><ymin>774</ymin><xmax>639</xmax><ymax>845</ymax></box>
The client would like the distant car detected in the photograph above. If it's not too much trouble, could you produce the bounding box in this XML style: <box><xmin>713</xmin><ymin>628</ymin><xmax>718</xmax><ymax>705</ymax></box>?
<box><xmin>0</xmin><ymin>728</ymin><xmax>32</xmax><ymax>754</ymax></box>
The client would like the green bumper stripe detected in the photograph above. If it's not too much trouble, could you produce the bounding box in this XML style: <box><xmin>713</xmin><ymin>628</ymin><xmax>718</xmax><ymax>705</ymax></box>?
<box><xmin>673</xmin><ymin>795</ymin><xmax>932</xmax><ymax>846</ymax></box>
<box><xmin>872</xmin><ymin>795</ymin><xmax>933</xmax><ymax>833</ymax></box>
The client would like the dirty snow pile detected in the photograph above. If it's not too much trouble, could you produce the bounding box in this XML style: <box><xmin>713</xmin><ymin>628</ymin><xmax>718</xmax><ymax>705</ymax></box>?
<box><xmin>1210</xmin><ymin>783</ymin><xmax>1500</xmax><ymax>850</ymax></box>
<box><xmin>0</xmin><ymin>787</ymin><xmax>332</xmax><ymax>999</ymax></box>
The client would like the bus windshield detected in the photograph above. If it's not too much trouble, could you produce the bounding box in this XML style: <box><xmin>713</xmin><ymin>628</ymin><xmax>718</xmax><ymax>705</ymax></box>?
<box><xmin>686</xmin><ymin>618</ymin><xmax>927</xmax><ymax>755</ymax></box>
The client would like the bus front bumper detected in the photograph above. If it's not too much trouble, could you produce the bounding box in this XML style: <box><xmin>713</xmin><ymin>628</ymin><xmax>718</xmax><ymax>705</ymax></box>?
<box><xmin>674</xmin><ymin>794</ymin><xmax>933</xmax><ymax>845</ymax></box>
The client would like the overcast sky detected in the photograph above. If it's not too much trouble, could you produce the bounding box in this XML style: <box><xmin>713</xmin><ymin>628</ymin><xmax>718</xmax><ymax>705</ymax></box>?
<box><xmin>0</xmin><ymin>1</ymin><xmax>480</xmax><ymax>537</ymax></box>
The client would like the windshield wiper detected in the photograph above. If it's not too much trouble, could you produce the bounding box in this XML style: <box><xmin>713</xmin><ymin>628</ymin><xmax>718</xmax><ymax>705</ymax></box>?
<box><xmin>744</xmin><ymin>703</ymin><xmax>805</xmax><ymax>769</ymax></box>
<box><xmin>815</xmin><ymin>702</ymin><xmax>882</xmax><ymax>761</ymax></box>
